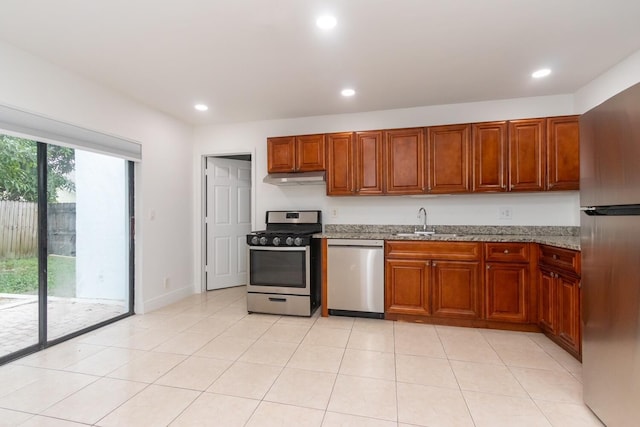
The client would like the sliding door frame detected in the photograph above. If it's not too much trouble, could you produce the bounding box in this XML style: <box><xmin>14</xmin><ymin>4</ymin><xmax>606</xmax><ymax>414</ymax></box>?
<box><xmin>0</xmin><ymin>145</ymin><xmax>135</xmax><ymax>365</ymax></box>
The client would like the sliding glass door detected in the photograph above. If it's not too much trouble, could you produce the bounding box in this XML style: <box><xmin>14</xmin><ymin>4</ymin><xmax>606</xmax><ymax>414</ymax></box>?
<box><xmin>0</xmin><ymin>133</ymin><xmax>134</xmax><ymax>363</ymax></box>
<box><xmin>0</xmin><ymin>135</ymin><xmax>40</xmax><ymax>357</ymax></box>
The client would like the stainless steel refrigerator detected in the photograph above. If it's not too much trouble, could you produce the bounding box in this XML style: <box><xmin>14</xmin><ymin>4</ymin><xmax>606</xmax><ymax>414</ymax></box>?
<box><xmin>580</xmin><ymin>82</ymin><xmax>640</xmax><ymax>427</ymax></box>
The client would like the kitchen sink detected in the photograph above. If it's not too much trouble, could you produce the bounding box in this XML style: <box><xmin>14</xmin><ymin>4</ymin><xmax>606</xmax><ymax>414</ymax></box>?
<box><xmin>392</xmin><ymin>232</ymin><xmax>462</xmax><ymax>238</ymax></box>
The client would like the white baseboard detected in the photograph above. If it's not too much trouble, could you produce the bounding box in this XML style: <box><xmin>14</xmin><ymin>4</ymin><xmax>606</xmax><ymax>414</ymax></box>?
<box><xmin>137</xmin><ymin>286</ymin><xmax>194</xmax><ymax>314</ymax></box>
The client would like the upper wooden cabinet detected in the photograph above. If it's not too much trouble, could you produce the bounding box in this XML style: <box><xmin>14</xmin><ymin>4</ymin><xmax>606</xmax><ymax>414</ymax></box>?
<box><xmin>270</xmin><ymin>114</ymin><xmax>579</xmax><ymax>195</ymax></box>
<box><xmin>427</xmin><ymin>124</ymin><xmax>471</xmax><ymax>193</ymax></box>
<box><xmin>509</xmin><ymin>118</ymin><xmax>546</xmax><ymax>191</ymax></box>
<box><xmin>326</xmin><ymin>132</ymin><xmax>355</xmax><ymax>195</ymax></box>
<box><xmin>356</xmin><ymin>131</ymin><xmax>384</xmax><ymax>195</ymax></box>
<box><xmin>325</xmin><ymin>131</ymin><xmax>384</xmax><ymax>196</ymax></box>
<box><xmin>547</xmin><ymin>116</ymin><xmax>580</xmax><ymax>190</ymax></box>
<box><xmin>384</xmin><ymin>128</ymin><xmax>425</xmax><ymax>194</ymax></box>
<box><xmin>267</xmin><ymin>134</ymin><xmax>325</xmax><ymax>173</ymax></box>
<box><xmin>472</xmin><ymin>121</ymin><xmax>508</xmax><ymax>192</ymax></box>
<box><xmin>267</xmin><ymin>136</ymin><xmax>296</xmax><ymax>173</ymax></box>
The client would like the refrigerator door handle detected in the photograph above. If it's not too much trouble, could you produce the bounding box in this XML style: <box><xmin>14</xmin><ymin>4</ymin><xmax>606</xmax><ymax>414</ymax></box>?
<box><xmin>581</xmin><ymin>205</ymin><xmax>640</xmax><ymax>216</ymax></box>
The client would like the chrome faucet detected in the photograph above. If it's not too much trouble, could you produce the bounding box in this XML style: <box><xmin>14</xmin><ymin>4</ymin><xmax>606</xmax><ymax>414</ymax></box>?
<box><xmin>417</xmin><ymin>207</ymin><xmax>427</xmax><ymax>231</ymax></box>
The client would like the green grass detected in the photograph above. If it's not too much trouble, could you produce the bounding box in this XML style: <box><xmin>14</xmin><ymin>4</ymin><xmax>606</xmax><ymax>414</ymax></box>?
<box><xmin>0</xmin><ymin>256</ymin><xmax>76</xmax><ymax>296</ymax></box>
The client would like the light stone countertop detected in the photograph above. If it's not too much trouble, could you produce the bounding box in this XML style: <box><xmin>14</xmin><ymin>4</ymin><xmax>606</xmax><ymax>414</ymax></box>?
<box><xmin>315</xmin><ymin>225</ymin><xmax>580</xmax><ymax>250</ymax></box>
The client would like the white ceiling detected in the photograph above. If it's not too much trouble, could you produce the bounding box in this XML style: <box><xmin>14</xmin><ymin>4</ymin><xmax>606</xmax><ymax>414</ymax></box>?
<box><xmin>1</xmin><ymin>1</ymin><xmax>640</xmax><ymax>125</ymax></box>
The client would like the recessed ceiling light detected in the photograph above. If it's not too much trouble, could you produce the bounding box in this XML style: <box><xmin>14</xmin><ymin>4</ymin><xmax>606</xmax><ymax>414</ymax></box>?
<box><xmin>532</xmin><ymin>68</ymin><xmax>551</xmax><ymax>78</ymax></box>
<box><xmin>341</xmin><ymin>88</ymin><xmax>356</xmax><ymax>97</ymax></box>
<box><xmin>194</xmin><ymin>104</ymin><xmax>208</xmax><ymax>111</ymax></box>
<box><xmin>316</xmin><ymin>15</ymin><xmax>337</xmax><ymax>30</ymax></box>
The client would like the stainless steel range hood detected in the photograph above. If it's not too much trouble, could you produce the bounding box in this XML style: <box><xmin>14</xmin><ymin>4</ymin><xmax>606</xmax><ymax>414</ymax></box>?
<box><xmin>263</xmin><ymin>171</ymin><xmax>326</xmax><ymax>185</ymax></box>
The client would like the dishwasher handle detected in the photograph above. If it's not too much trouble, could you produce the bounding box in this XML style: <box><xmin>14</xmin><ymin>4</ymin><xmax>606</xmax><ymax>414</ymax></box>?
<box><xmin>327</xmin><ymin>239</ymin><xmax>384</xmax><ymax>248</ymax></box>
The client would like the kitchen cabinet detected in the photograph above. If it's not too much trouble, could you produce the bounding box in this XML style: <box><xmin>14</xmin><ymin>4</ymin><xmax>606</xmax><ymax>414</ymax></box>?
<box><xmin>472</xmin><ymin>121</ymin><xmax>508</xmax><ymax>192</ymax></box>
<box><xmin>385</xmin><ymin>241</ymin><xmax>481</xmax><ymax>320</ymax></box>
<box><xmin>384</xmin><ymin>128</ymin><xmax>425</xmax><ymax>194</ymax></box>
<box><xmin>326</xmin><ymin>132</ymin><xmax>355</xmax><ymax>195</ymax></box>
<box><xmin>427</xmin><ymin>124</ymin><xmax>471</xmax><ymax>193</ymax></box>
<box><xmin>484</xmin><ymin>243</ymin><xmax>532</xmax><ymax>323</ymax></box>
<box><xmin>432</xmin><ymin>260</ymin><xmax>481</xmax><ymax>319</ymax></box>
<box><xmin>537</xmin><ymin>244</ymin><xmax>581</xmax><ymax>357</ymax></box>
<box><xmin>267</xmin><ymin>134</ymin><xmax>325</xmax><ymax>173</ymax></box>
<box><xmin>509</xmin><ymin>118</ymin><xmax>546</xmax><ymax>191</ymax></box>
<box><xmin>547</xmin><ymin>116</ymin><xmax>580</xmax><ymax>190</ymax></box>
<box><xmin>385</xmin><ymin>259</ymin><xmax>431</xmax><ymax>316</ymax></box>
<box><xmin>356</xmin><ymin>131</ymin><xmax>384</xmax><ymax>195</ymax></box>
<box><xmin>326</xmin><ymin>131</ymin><xmax>384</xmax><ymax>196</ymax></box>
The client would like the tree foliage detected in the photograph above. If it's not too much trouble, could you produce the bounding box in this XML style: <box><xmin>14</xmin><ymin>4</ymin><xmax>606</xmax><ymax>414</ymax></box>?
<box><xmin>0</xmin><ymin>135</ymin><xmax>75</xmax><ymax>202</ymax></box>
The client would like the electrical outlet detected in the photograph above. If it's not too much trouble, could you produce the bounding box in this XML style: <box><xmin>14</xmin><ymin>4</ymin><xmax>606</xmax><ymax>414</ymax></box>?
<box><xmin>330</xmin><ymin>208</ymin><xmax>339</xmax><ymax>218</ymax></box>
<box><xmin>163</xmin><ymin>277</ymin><xmax>170</xmax><ymax>289</ymax></box>
<box><xmin>499</xmin><ymin>207</ymin><xmax>513</xmax><ymax>220</ymax></box>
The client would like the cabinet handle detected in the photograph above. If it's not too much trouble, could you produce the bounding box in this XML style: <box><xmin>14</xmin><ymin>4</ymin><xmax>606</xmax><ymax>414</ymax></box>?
<box><xmin>425</xmin><ymin>261</ymin><xmax>431</xmax><ymax>266</ymax></box>
<box><xmin>486</xmin><ymin>265</ymin><xmax>491</xmax><ymax>270</ymax></box>
<box><xmin>503</xmin><ymin>249</ymin><xmax>509</xmax><ymax>254</ymax></box>
<box><xmin>432</xmin><ymin>262</ymin><xmax>437</xmax><ymax>267</ymax></box>
<box><xmin>552</xmin><ymin>254</ymin><xmax>558</xmax><ymax>259</ymax></box>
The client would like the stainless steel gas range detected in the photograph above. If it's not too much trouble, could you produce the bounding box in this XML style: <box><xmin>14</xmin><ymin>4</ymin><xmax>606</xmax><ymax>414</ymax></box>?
<box><xmin>246</xmin><ymin>210</ymin><xmax>322</xmax><ymax>316</ymax></box>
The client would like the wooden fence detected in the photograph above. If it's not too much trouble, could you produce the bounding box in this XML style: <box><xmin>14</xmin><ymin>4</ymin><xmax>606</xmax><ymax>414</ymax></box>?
<box><xmin>0</xmin><ymin>201</ymin><xmax>76</xmax><ymax>258</ymax></box>
<box><xmin>0</xmin><ymin>201</ymin><xmax>38</xmax><ymax>258</ymax></box>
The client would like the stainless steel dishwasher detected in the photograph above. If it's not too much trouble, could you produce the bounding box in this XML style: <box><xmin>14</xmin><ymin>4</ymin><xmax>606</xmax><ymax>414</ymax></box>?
<box><xmin>327</xmin><ymin>239</ymin><xmax>384</xmax><ymax>319</ymax></box>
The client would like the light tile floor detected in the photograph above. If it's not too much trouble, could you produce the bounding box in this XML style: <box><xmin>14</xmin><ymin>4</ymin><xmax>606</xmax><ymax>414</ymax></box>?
<box><xmin>0</xmin><ymin>286</ymin><xmax>605</xmax><ymax>427</ymax></box>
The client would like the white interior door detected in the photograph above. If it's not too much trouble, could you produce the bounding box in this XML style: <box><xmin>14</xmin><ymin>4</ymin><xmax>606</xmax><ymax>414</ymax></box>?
<box><xmin>206</xmin><ymin>157</ymin><xmax>251</xmax><ymax>290</ymax></box>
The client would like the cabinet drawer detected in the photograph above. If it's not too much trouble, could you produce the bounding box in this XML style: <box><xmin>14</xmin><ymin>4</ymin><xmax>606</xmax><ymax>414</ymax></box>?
<box><xmin>539</xmin><ymin>245</ymin><xmax>581</xmax><ymax>276</ymax></box>
<box><xmin>386</xmin><ymin>241</ymin><xmax>481</xmax><ymax>260</ymax></box>
<box><xmin>484</xmin><ymin>243</ymin><xmax>530</xmax><ymax>263</ymax></box>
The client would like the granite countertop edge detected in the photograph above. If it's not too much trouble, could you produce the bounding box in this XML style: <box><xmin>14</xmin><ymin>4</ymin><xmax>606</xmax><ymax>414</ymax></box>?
<box><xmin>314</xmin><ymin>232</ymin><xmax>580</xmax><ymax>251</ymax></box>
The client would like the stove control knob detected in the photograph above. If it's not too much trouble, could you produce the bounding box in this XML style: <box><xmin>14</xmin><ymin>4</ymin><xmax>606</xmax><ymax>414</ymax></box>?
<box><xmin>251</xmin><ymin>236</ymin><xmax>259</xmax><ymax>245</ymax></box>
<box><xmin>294</xmin><ymin>237</ymin><xmax>303</xmax><ymax>246</ymax></box>
<box><xmin>285</xmin><ymin>236</ymin><xmax>294</xmax><ymax>246</ymax></box>
<box><xmin>272</xmin><ymin>237</ymin><xmax>281</xmax><ymax>246</ymax></box>
<box><xmin>259</xmin><ymin>236</ymin><xmax>268</xmax><ymax>245</ymax></box>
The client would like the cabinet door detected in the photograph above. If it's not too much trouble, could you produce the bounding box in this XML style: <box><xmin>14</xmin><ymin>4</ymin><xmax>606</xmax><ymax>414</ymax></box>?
<box><xmin>385</xmin><ymin>259</ymin><xmax>430</xmax><ymax>316</ymax></box>
<box><xmin>547</xmin><ymin>116</ymin><xmax>580</xmax><ymax>191</ymax></box>
<box><xmin>267</xmin><ymin>136</ymin><xmax>296</xmax><ymax>173</ymax></box>
<box><xmin>384</xmin><ymin>128</ymin><xmax>425</xmax><ymax>194</ymax></box>
<box><xmin>485</xmin><ymin>263</ymin><xmax>528</xmax><ymax>322</ymax></box>
<box><xmin>538</xmin><ymin>268</ymin><xmax>556</xmax><ymax>333</ymax></box>
<box><xmin>356</xmin><ymin>131</ymin><xmax>384</xmax><ymax>195</ymax></box>
<box><xmin>557</xmin><ymin>273</ymin><xmax>581</xmax><ymax>353</ymax></box>
<box><xmin>472</xmin><ymin>121</ymin><xmax>508</xmax><ymax>192</ymax></box>
<box><xmin>427</xmin><ymin>124</ymin><xmax>471</xmax><ymax>193</ymax></box>
<box><xmin>509</xmin><ymin>118</ymin><xmax>545</xmax><ymax>191</ymax></box>
<box><xmin>432</xmin><ymin>260</ymin><xmax>481</xmax><ymax>319</ymax></box>
<box><xmin>326</xmin><ymin>132</ymin><xmax>355</xmax><ymax>195</ymax></box>
<box><xmin>296</xmin><ymin>134</ymin><xmax>325</xmax><ymax>171</ymax></box>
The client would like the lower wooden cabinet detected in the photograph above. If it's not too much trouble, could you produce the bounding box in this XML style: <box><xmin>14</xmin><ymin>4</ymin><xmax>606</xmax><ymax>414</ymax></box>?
<box><xmin>485</xmin><ymin>262</ymin><xmax>529</xmax><ymax>322</ymax></box>
<box><xmin>384</xmin><ymin>241</ymin><xmax>481</xmax><ymax>320</ymax></box>
<box><xmin>432</xmin><ymin>260</ymin><xmax>480</xmax><ymax>319</ymax></box>
<box><xmin>537</xmin><ymin>245</ymin><xmax>581</xmax><ymax>358</ymax></box>
<box><xmin>538</xmin><ymin>267</ymin><xmax>556</xmax><ymax>333</ymax></box>
<box><xmin>556</xmin><ymin>273</ymin><xmax>581</xmax><ymax>353</ymax></box>
<box><xmin>385</xmin><ymin>259</ymin><xmax>430</xmax><ymax>316</ymax></box>
<box><xmin>380</xmin><ymin>241</ymin><xmax>581</xmax><ymax>359</ymax></box>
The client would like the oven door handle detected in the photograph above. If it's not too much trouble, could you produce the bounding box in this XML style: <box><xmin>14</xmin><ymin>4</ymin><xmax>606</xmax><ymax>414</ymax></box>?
<box><xmin>249</xmin><ymin>246</ymin><xmax>307</xmax><ymax>252</ymax></box>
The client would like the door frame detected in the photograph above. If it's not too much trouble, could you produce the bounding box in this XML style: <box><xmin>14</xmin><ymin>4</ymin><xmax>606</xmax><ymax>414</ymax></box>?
<box><xmin>200</xmin><ymin>150</ymin><xmax>255</xmax><ymax>293</ymax></box>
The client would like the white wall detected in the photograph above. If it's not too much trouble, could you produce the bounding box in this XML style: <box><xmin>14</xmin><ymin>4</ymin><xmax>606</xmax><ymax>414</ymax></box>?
<box><xmin>0</xmin><ymin>41</ymin><xmax>194</xmax><ymax>313</ymax></box>
<box><xmin>75</xmin><ymin>151</ymin><xmax>128</xmax><ymax>302</ymax></box>
<box><xmin>574</xmin><ymin>49</ymin><xmax>640</xmax><ymax>113</ymax></box>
